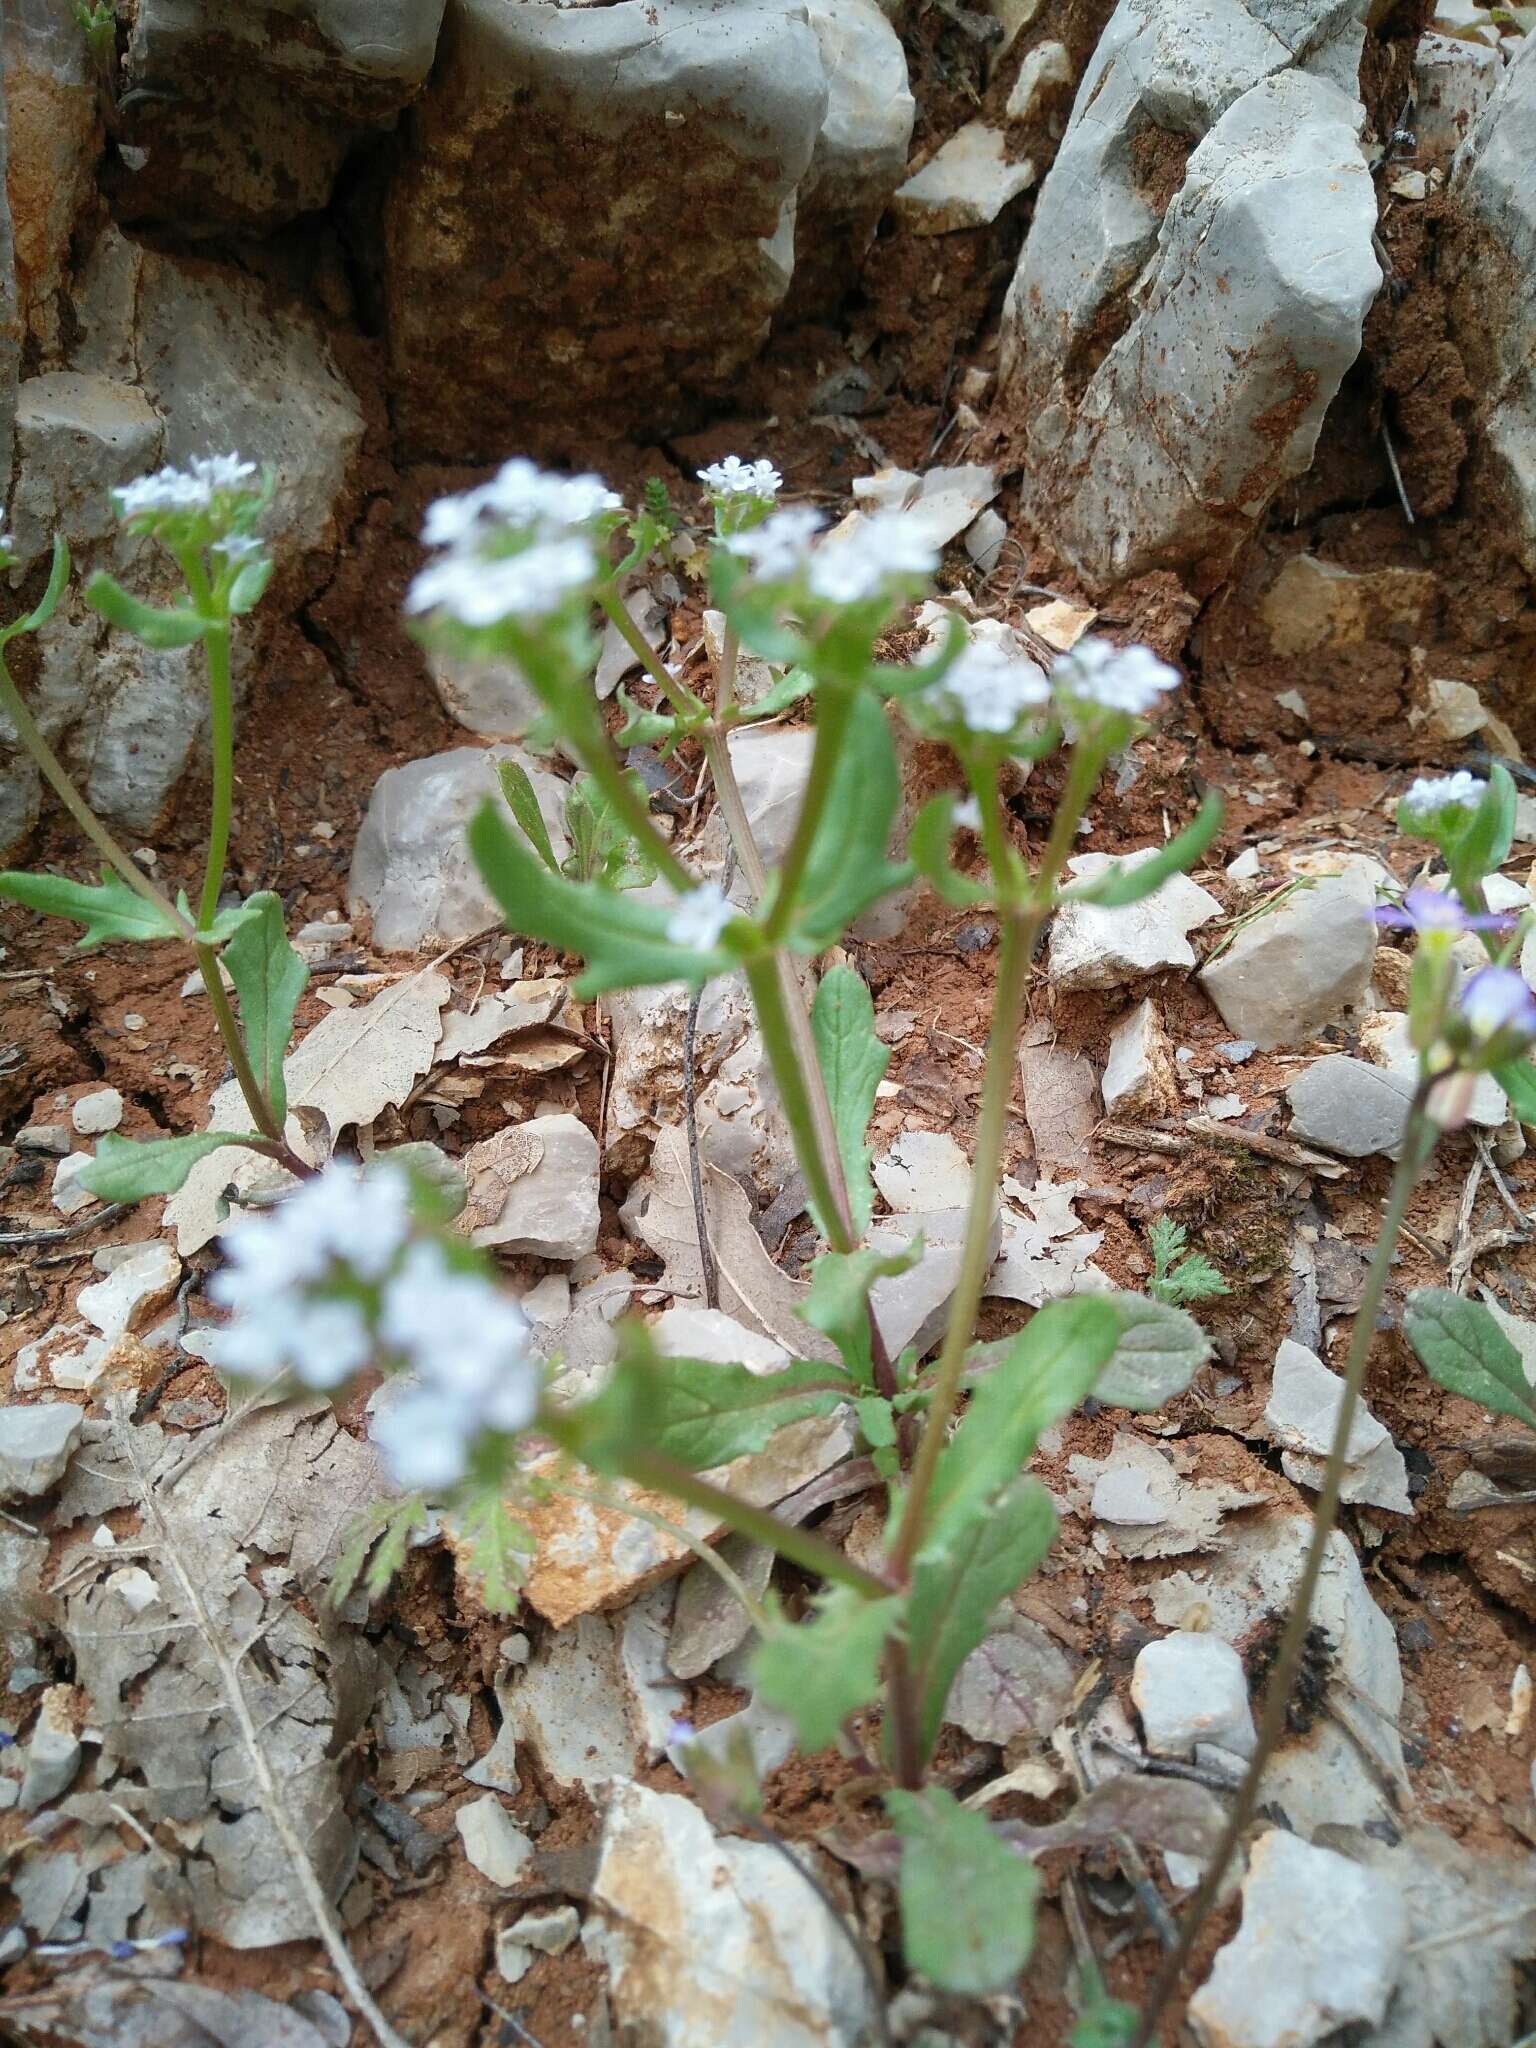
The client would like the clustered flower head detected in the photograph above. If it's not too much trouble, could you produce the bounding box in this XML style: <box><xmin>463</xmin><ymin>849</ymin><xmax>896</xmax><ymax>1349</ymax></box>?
<box><xmin>723</xmin><ymin>504</ymin><xmax>938</xmax><ymax>608</ymax></box>
<box><xmin>698</xmin><ymin>456</ymin><xmax>782</xmax><ymax>503</ymax></box>
<box><xmin>1456</xmin><ymin>964</ymin><xmax>1536</xmax><ymax>1052</ymax></box>
<box><xmin>210</xmin><ymin>1164</ymin><xmax>538</xmax><ymax>1492</ymax></box>
<box><xmin>665</xmin><ymin>879</ymin><xmax>736</xmax><ymax>951</ymax></box>
<box><xmin>1051</xmin><ymin>636</ymin><xmax>1180</xmax><ymax>719</ymax></box>
<box><xmin>113</xmin><ymin>454</ymin><xmax>262</xmax><ymax>542</ymax></box>
<box><xmin>932</xmin><ymin>636</ymin><xmax>1052</xmax><ymax>736</ymax></box>
<box><xmin>407</xmin><ymin>457</ymin><xmax>620</xmax><ymax>633</ymax></box>
<box><xmin>1400</xmin><ymin>771</ymin><xmax>1487</xmax><ymax>822</ymax></box>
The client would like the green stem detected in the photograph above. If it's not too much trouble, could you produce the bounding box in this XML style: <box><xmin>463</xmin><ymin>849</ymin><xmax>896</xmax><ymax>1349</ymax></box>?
<box><xmin>889</xmin><ymin>739</ymin><xmax>1104</xmax><ymax>1581</ymax></box>
<box><xmin>195</xmin><ymin>941</ymin><xmax>289</xmax><ymax>1150</ymax></box>
<box><xmin>1128</xmin><ymin>1083</ymin><xmax>1439</xmax><ymax>2048</ymax></box>
<box><xmin>198</xmin><ymin>617</ymin><xmax>235</xmax><ymax>932</ymax></box>
<box><xmin>0</xmin><ymin>658</ymin><xmax>195</xmax><ymax>939</ymax></box>
<box><xmin>621</xmin><ymin>1447</ymin><xmax>894</xmax><ymax>1599</ymax></box>
<box><xmin>746</xmin><ymin>955</ymin><xmax>857</xmax><ymax>1253</ymax></box>
<box><xmin>568</xmin><ymin>705</ymin><xmax>693</xmax><ymax>891</ymax></box>
<box><xmin>597</xmin><ymin>584</ymin><xmax>705</xmax><ymax>721</ymax></box>
<box><xmin>760</xmin><ymin>688</ymin><xmax>855</xmax><ymax>945</ymax></box>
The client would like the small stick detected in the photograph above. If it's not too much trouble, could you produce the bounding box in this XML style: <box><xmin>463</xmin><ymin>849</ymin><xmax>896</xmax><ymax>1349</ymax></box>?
<box><xmin>0</xmin><ymin>1202</ymin><xmax>130</xmax><ymax>1249</ymax></box>
<box><xmin>1381</xmin><ymin>420</ymin><xmax>1416</xmax><ymax>527</ymax></box>
<box><xmin>683</xmin><ymin>989</ymin><xmax>719</xmax><ymax>1311</ymax></box>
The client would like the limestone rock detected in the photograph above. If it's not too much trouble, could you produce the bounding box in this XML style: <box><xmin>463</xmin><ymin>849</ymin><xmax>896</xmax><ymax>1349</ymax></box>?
<box><xmin>1006</xmin><ymin>40</ymin><xmax>1073</xmax><ymax>122</ymax></box>
<box><xmin>455</xmin><ymin>1795</ymin><xmax>534</xmax><ymax>1889</ymax></box>
<box><xmin>1190</xmin><ymin>1830</ymin><xmax>1408</xmax><ymax>2048</ymax></box>
<box><xmin>70</xmin><ymin>1086</ymin><xmax>123</xmax><ymax>1136</ymax></box>
<box><xmin>791</xmin><ymin>0</ymin><xmax>915</xmax><ymax>311</ymax></box>
<box><xmin>1414</xmin><ymin>32</ymin><xmax>1501</xmax><ymax>158</ymax></box>
<box><xmin>1102</xmin><ymin>998</ymin><xmax>1179</xmax><ymax>1116</ymax></box>
<box><xmin>1265</xmin><ymin>1338</ymin><xmax>1412</xmax><ymax>1515</ymax></box>
<box><xmin>2</xmin><ymin>3</ymin><xmax>97</xmax><ymax>358</ymax></box>
<box><xmin>1200</xmin><ymin>867</ymin><xmax>1376</xmax><ymax>1048</ymax></box>
<box><xmin>583</xmin><ymin>1779</ymin><xmax>876</xmax><ymax>2048</ymax></box>
<box><xmin>1285</xmin><ymin>1055</ymin><xmax>1414</xmax><ymax>1159</ymax></box>
<box><xmin>107</xmin><ymin>0</ymin><xmax>446</xmax><ymax>234</ymax></box>
<box><xmin>463</xmin><ymin>1114</ymin><xmax>599</xmax><ymax>1261</ymax></box>
<box><xmin>504</xmin><ymin>1602</ymin><xmax>683</xmax><ymax>1794</ymax></box>
<box><xmin>75</xmin><ymin>1241</ymin><xmax>182</xmax><ymax>1340</ymax></box>
<box><xmin>18</xmin><ymin>1684</ymin><xmax>83</xmax><ymax>1814</ymax></box>
<box><xmin>349</xmin><ymin>744</ymin><xmax>569</xmax><ymax>952</ymax></box>
<box><xmin>872</xmin><ymin>1130</ymin><xmax>973</xmax><ymax>1212</ymax></box>
<box><xmin>0</xmin><ymin>1401</ymin><xmax>83</xmax><ymax>1503</ymax></box>
<box><xmin>1049</xmin><ymin>849</ymin><xmax>1220</xmax><ymax>990</ymax></box>
<box><xmin>385</xmin><ymin>0</ymin><xmax>829</xmax><ymax>456</ymax></box>
<box><xmin>1000</xmin><ymin>0</ymin><xmax>1379</xmax><ymax>586</ymax></box>
<box><xmin>1447</xmin><ymin>36</ymin><xmax>1536</xmax><ymax>580</ymax></box>
<box><xmin>1131</xmin><ymin>1632</ymin><xmax>1256</xmax><ymax>1759</ymax></box>
<box><xmin>1360</xmin><ymin>1009</ymin><xmax>1507</xmax><ymax>1128</ymax></box>
<box><xmin>893</xmin><ymin>124</ymin><xmax>1035</xmax><ymax>232</ymax></box>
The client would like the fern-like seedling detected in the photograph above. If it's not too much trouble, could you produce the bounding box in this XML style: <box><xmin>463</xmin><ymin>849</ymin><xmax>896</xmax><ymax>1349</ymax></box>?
<box><xmin>1148</xmin><ymin>1217</ymin><xmax>1230</xmax><ymax>1308</ymax></box>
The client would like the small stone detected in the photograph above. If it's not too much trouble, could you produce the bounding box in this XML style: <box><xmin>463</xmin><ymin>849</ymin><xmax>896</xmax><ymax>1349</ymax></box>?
<box><xmin>17</xmin><ymin>1124</ymin><xmax>70</xmax><ymax>1157</ymax></box>
<box><xmin>872</xmin><ymin>1130</ymin><xmax>972</xmax><ymax>1212</ymax></box>
<box><xmin>511</xmin><ymin>1904</ymin><xmax>579</xmax><ymax>1955</ymax></box>
<box><xmin>122</xmin><ymin>1013</ymin><xmax>147</xmax><ymax>1031</ymax></box>
<box><xmin>455</xmin><ymin>1796</ymin><xmax>534</xmax><ymax>1888</ymax></box>
<box><xmin>1131</xmin><ymin>1632</ymin><xmax>1257</xmax><ymax>1759</ymax></box>
<box><xmin>463</xmin><ymin>1114</ymin><xmax>599</xmax><ymax>1261</ymax></box>
<box><xmin>19</xmin><ymin>1686</ymin><xmax>83</xmax><ymax>1814</ymax></box>
<box><xmin>1200</xmin><ymin>868</ymin><xmax>1377</xmax><ymax>1049</ymax></box>
<box><xmin>1019</xmin><ymin>1024</ymin><xmax>1100</xmax><ymax>1170</ymax></box>
<box><xmin>1225</xmin><ymin>847</ymin><xmax>1262</xmax><ymax>882</ymax></box>
<box><xmin>893</xmin><ymin>123</ymin><xmax>1035</xmax><ymax>233</ymax></box>
<box><xmin>1101</xmin><ymin>998</ymin><xmax>1179</xmax><ymax>1117</ymax></box>
<box><xmin>1189</xmin><ymin>1830</ymin><xmax>1408</xmax><ymax>2048</ymax></box>
<box><xmin>1285</xmin><ymin>1055</ymin><xmax>1414</xmax><ymax>1158</ymax></box>
<box><xmin>1050</xmin><ymin>850</ymin><xmax>1220</xmax><ymax>990</ymax></box>
<box><xmin>1414</xmin><ymin>31</ymin><xmax>1501</xmax><ymax>157</ymax></box>
<box><xmin>964</xmin><ymin>504</ymin><xmax>1007</xmax><ymax>573</ymax></box>
<box><xmin>0</xmin><ymin>1402</ymin><xmax>84</xmax><ymax>1503</ymax></box>
<box><xmin>71</xmin><ymin>1088</ymin><xmax>123</xmax><ymax>1136</ymax></box>
<box><xmin>75</xmin><ymin>1241</ymin><xmax>181</xmax><ymax>1339</ymax></box>
<box><xmin>1265</xmin><ymin>1339</ymin><xmax>1385</xmax><ymax>1464</ymax></box>
<box><xmin>494</xmin><ymin>1931</ymin><xmax>534</xmax><ymax>1984</ymax></box>
<box><xmin>51</xmin><ymin>1155</ymin><xmax>98</xmax><ymax>1217</ymax></box>
<box><xmin>1005</xmin><ymin>38</ymin><xmax>1072</xmax><ymax>122</ymax></box>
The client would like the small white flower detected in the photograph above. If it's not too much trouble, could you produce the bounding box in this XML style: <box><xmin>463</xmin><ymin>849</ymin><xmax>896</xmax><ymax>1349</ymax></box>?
<box><xmin>1401</xmin><ymin>770</ymin><xmax>1487</xmax><ymax>818</ymax></box>
<box><xmin>0</xmin><ymin>525</ymin><xmax>13</xmax><ymax>558</ymax></box>
<box><xmin>953</xmin><ymin>794</ymin><xmax>982</xmax><ymax>831</ymax></box>
<box><xmin>404</xmin><ymin>535</ymin><xmax>598</xmax><ymax>627</ymax></box>
<box><xmin>806</xmin><ymin>509</ymin><xmax>939</xmax><ymax>606</ymax></box>
<box><xmin>481</xmin><ymin>458</ymin><xmax>620</xmax><ymax>531</ymax></box>
<box><xmin>723</xmin><ymin>504</ymin><xmax>825</xmax><ymax>582</ymax></box>
<box><xmin>666</xmin><ymin>882</ymin><xmax>736</xmax><ymax>951</ymax></box>
<box><xmin>934</xmin><ymin>637</ymin><xmax>1052</xmax><ymax>735</ymax></box>
<box><xmin>1053</xmin><ymin>637</ymin><xmax>1180</xmax><ymax>717</ymax></box>
<box><xmin>371</xmin><ymin>1388</ymin><xmax>475</xmax><ymax>1491</ymax></box>
<box><xmin>114</xmin><ymin>454</ymin><xmax>258</xmax><ymax>523</ymax></box>
<box><xmin>699</xmin><ymin>456</ymin><xmax>782</xmax><ymax>501</ymax></box>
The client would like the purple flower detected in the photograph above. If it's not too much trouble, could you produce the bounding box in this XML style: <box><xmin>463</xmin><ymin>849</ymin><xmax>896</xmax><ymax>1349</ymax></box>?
<box><xmin>1458</xmin><ymin>965</ymin><xmax>1536</xmax><ymax>1044</ymax></box>
<box><xmin>1373</xmin><ymin>887</ymin><xmax>1510</xmax><ymax>936</ymax></box>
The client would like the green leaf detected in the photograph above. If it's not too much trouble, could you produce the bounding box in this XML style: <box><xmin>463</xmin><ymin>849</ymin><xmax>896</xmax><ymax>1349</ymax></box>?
<box><xmin>456</xmin><ymin>1486</ymin><xmax>533</xmax><ymax>1614</ymax></box>
<box><xmin>613</xmin><ymin>686</ymin><xmax>678</xmax><ymax>749</ymax></box>
<box><xmin>802</xmin><ymin>1242</ymin><xmax>922</xmax><ymax>1387</ymax></box>
<box><xmin>227</xmin><ymin>554</ymin><xmax>274</xmax><ymax>615</ymax></box>
<box><xmin>222</xmin><ymin>890</ymin><xmax>307</xmax><ymax>1126</ymax></box>
<box><xmin>469</xmin><ymin>799</ymin><xmax>735</xmax><ymax>996</ymax></box>
<box><xmin>0</xmin><ymin>867</ymin><xmax>183</xmax><ymax>949</ymax></box>
<box><xmin>928</xmin><ymin>1297</ymin><xmax>1122</xmax><ymax>1536</ymax></box>
<box><xmin>752</xmin><ymin>1584</ymin><xmax>903</xmax><ymax>1751</ymax></box>
<box><xmin>734</xmin><ymin>665</ymin><xmax>814</xmax><ymax>722</ymax></box>
<box><xmin>563</xmin><ymin>772</ymin><xmax>657</xmax><ymax>891</ymax></box>
<box><xmin>84</xmin><ymin>571</ymin><xmax>210</xmax><ymax>648</ymax></box>
<box><xmin>886</xmin><ymin>1787</ymin><xmax>1038</xmax><ymax>1995</ymax></box>
<box><xmin>0</xmin><ymin>534</ymin><xmax>71</xmax><ymax>646</ymax></box>
<box><xmin>566</xmin><ymin>1328</ymin><xmax>848</xmax><ymax>1472</ymax></box>
<box><xmin>332</xmin><ymin>1495</ymin><xmax>430</xmax><ymax>1609</ymax></box>
<box><xmin>1094</xmin><ymin>1291</ymin><xmax>1213</xmax><ymax>1408</ymax></box>
<box><xmin>1495</xmin><ymin>1057</ymin><xmax>1536</xmax><ymax>1128</ymax></box>
<box><xmin>789</xmin><ymin>694</ymin><xmax>912</xmax><ymax>950</ymax></box>
<box><xmin>907</xmin><ymin>1474</ymin><xmax>1057</xmax><ymax>1759</ymax></box>
<box><xmin>811</xmin><ymin>966</ymin><xmax>889</xmax><ymax>1239</ymax></box>
<box><xmin>76</xmin><ymin>1129</ymin><xmax>266</xmax><ymax>1202</ymax></box>
<box><xmin>496</xmin><ymin>758</ymin><xmax>560</xmax><ymax>871</ymax></box>
<box><xmin>1148</xmin><ymin>1217</ymin><xmax>1229</xmax><ymax>1306</ymax></box>
<box><xmin>908</xmin><ymin>794</ymin><xmax>991</xmax><ymax>909</ymax></box>
<box><xmin>1451</xmin><ymin>760</ymin><xmax>1518</xmax><ymax>885</ymax></box>
<box><xmin>1057</xmin><ymin>792</ymin><xmax>1223</xmax><ymax>906</ymax></box>
<box><xmin>1403</xmin><ymin>1287</ymin><xmax>1536</xmax><ymax>1429</ymax></box>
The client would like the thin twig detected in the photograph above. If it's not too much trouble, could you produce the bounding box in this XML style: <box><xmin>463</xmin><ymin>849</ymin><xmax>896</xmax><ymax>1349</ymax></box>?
<box><xmin>1474</xmin><ymin>1132</ymin><xmax>1531</xmax><ymax>1232</ymax></box>
<box><xmin>476</xmin><ymin>1987</ymin><xmax>547</xmax><ymax>2047</ymax></box>
<box><xmin>0</xmin><ymin>1202</ymin><xmax>130</xmax><ymax>1248</ymax></box>
<box><xmin>683</xmin><ymin>989</ymin><xmax>719</xmax><ymax>1311</ymax></box>
<box><xmin>117</xmin><ymin>1415</ymin><xmax>412</xmax><ymax>2048</ymax></box>
<box><xmin>1381</xmin><ymin>419</ymin><xmax>1416</xmax><ymax>527</ymax></box>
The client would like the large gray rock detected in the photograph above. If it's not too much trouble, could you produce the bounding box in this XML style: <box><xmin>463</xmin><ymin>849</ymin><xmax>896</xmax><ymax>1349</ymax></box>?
<box><xmin>999</xmin><ymin>0</ymin><xmax>1380</xmax><ymax>587</ymax></box>
<box><xmin>1199</xmin><ymin>865</ymin><xmax>1376</xmax><ymax>1049</ymax></box>
<box><xmin>106</xmin><ymin>0</ymin><xmax>447</xmax><ymax>234</ymax></box>
<box><xmin>1446</xmin><ymin>35</ymin><xmax>1536</xmax><ymax>581</ymax></box>
<box><xmin>1285</xmin><ymin>1054</ymin><xmax>1414</xmax><ymax>1159</ymax></box>
<box><xmin>2</xmin><ymin>236</ymin><xmax>363</xmax><ymax>851</ymax></box>
<box><xmin>349</xmin><ymin>743</ymin><xmax>570</xmax><ymax>952</ymax></box>
<box><xmin>1414</xmin><ymin>32</ymin><xmax>1501</xmax><ymax>160</ymax></box>
<box><xmin>385</xmin><ymin>0</ymin><xmax>828</xmax><ymax>456</ymax></box>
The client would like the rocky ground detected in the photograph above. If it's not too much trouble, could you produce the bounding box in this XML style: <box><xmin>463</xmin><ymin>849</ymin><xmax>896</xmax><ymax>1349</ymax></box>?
<box><xmin>2</xmin><ymin>1</ymin><xmax>1536</xmax><ymax>2044</ymax></box>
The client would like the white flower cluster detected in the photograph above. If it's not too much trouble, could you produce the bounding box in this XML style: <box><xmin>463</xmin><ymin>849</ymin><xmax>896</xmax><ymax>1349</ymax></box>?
<box><xmin>665</xmin><ymin>880</ymin><xmax>736</xmax><ymax>950</ymax></box>
<box><xmin>210</xmin><ymin>1164</ymin><xmax>538</xmax><ymax>1492</ymax></box>
<box><xmin>1402</xmin><ymin>770</ymin><xmax>1487</xmax><ymax>819</ymax></box>
<box><xmin>407</xmin><ymin>457</ymin><xmax>620</xmax><ymax>630</ymax></box>
<box><xmin>698</xmin><ymin>455</ymin><xmax>782</xmax><ymax>501</ymax></box>
<box><xmin>934</xmin><ymin>637</ymin><xmax>1051</xmax><ymax>735</ymax></box>
<box><xmin>1051</xmin><ymin>637</ymin><xmax>1180</xmax><ymax>717</ymax></box>
<box><xmin>0</xmin><ymin>524</ymin><xmax>13</xmax><ymax>560</ymax></box>
<box><xmin>724</xmin><ymin>504</ymin><xmax>938</xmax><ymax>605</ymax></box>
<box><xmin>114</xmin><ymin>454</ymin><xmax>259</xmax><ymax>523</ymax></box>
